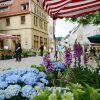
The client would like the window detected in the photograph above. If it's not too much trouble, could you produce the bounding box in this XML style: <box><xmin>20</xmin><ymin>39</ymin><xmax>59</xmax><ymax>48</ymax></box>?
<box><xmin>41</xmin><ymin>13</ymin><xmax>43</xmax><ymax>18</ymax></box>
<box><xmin>34</xmin><ymin>4</ymin><xmax>37</xmax><ymax>13</ymax></box>
<box><xmin>21</xmin><ymin>16</ymin><xmax>25</xmax><ymax>24</ymax></box>
<box><xmin>39</xmin><ymin>19</ymin><xmax>43</xmax><ymax>29</ymax></box>
<box><xmin>21</xmin><ymin>3</ymin><xmax>29</xmax><ymax>11</ymax></box>
<box><xmin>41</xmin><ymin>20</ymin><xmax>43</xmax><ymax>29</ymax></box>
<box><xmin>34</xmin><ymin>16</ymin><xmax>38</xmax><ymax>26</ymax></box>
<box><xmin>44</xmin><ymin>22</ymin><xmax>47</xmax><ymax>31</ymax></box>
<box><xmin>38</xmin><ymin>10</ymin><xmax>41</xmax><ymax>16</ymax></box>
<box><xmin>40</xmin><ymin>37</ymin><xmax>43</xmax><ymax>45</ymax></box>
<box><xmin>37</xmin><ymin>8</ymin><xmax>39</xmax><ymax>15</ymax></box>
<box><xmin>6</xmin><ymin>18</ymin><xmax>10</xmax><ymax>26</ymax></box>
<box><xmin>0</xmin><ymin>7</ymin><xmax>10</xmax><ymax>12</ymax></box>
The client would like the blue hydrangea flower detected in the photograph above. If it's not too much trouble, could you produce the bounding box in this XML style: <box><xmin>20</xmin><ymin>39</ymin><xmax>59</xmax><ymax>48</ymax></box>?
<box><xmin>4</xmin><ymin>70</ymin><xmax>14</xmax><ymax>76</ymax></box>
<box><xmin>0</xmin><ymin>73</ymin><xmax>6</xmax><ymax>81</ymax></box>
<box><xmin>39</xmin><ymin>78</ymin><xmax>49</xmax><ymax>85</ymax></box>
<box><xmin>0</xmin><ymin>68</ymin><xmax>49</xmax><ymax>99</ymax></box>
<box><xmin>5</xmin><ymin>75</ymin><xmax>21</xmax><ymax>84</ymax></box>
<box><xmin>21</xmin><ymin>72</ymin><xmax>38</xmax><ymax>85</ymax></box>
<box><xmin>53</xmin><ymin>61</ymin><xmax>65</xmax><ymax>71</ymax></box>
<box><xmin>26</xmin><ymin>68</ymin><xmax>39</xmax><ymax>74</ymax></box>
<box><xmin>38</xmin><ymin>72</ymin><xmax>47</xmax><ymax>78</ymax></box>
<box><xmin>0</xmin><ymin>81</ymin><xmax>8</xmax><ymax>89</ymax></box>
<box><xmin>36</xmin><ymin>82</ymin><xmax>45</xmax><ymax>89</ymax></box>
<box><xmin>0</xmin><ymin>90</ymin><xmax>5</xmax><ymax>100</ymax></box>
<box><xmin>5</xmin><ymin>85</ymin><xmax>21</xmax><ymax>99</ymax></box>
<box><xmin>58</xmin><ymin>62</ymin><xmax>65</xmax><ymax>68</ymax></box>
<box><xmin>10</xmin><ymin>69</ymin><xmax>27</xmax><ymax>76</ymax></box>
<box><xmin>21</xmin><ymin>85</ymin><xmax>36</xmax><ymax>100</ymax></box>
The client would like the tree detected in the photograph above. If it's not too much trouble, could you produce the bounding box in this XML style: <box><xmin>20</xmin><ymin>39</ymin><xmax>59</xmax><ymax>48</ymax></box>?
<box><xmin>66</xmin><ymin>12</ymin><xmax>100</xmax><ymax>25</ymax></box>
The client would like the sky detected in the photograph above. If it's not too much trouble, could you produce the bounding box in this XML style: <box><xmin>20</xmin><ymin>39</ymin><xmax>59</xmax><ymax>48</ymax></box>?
<box><xmin>55</xmin><ymin>18</ymin><xmax>78</xmax><ymax>37</ymax></box>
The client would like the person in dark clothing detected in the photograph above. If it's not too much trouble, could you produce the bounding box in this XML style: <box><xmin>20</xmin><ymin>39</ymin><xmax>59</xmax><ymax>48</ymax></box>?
<box><xmin>15</xmin><ymin>40</ymin><xmax>22</xmax><ymax>61</ymax></box>
<box><xmin>92</xmin><ymin>47</ymin><xmax>96</xmax><ymax>56</ymax></box>
<box><xmin>40</xmin><ymin>44</ymin><xmax>44</xmax><ymax>56</ymax></box>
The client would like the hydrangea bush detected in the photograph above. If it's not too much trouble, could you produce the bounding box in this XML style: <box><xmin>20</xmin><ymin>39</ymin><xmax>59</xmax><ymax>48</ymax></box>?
<box><xmin>0</xmin><ymin>68</ymin><xmax>48</xmax><ymax>100</ymax></box>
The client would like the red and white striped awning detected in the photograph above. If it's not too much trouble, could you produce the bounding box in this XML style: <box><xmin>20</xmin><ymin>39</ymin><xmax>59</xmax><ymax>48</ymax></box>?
<box><xmin>39</xmin><ymin>0</ymin><xmax>100</xmax><ymax>19</ymax></box>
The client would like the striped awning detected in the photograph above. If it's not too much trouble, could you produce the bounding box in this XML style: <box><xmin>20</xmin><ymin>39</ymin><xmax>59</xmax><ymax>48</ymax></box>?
<box><xmin>39</xmin><ymin>0</ymin><xmax>100</xmax><ymax>19</ymax></box>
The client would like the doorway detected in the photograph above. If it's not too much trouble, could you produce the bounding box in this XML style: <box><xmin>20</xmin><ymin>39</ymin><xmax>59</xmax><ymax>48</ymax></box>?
<box><xmin>0</xmin><ymin>40</ymin><xmax>4</xmax><ymax>49</ymax></box>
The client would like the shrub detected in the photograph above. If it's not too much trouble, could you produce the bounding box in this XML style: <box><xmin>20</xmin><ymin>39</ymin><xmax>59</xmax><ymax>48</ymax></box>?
<box><xmin>22</xmin><ymin>49</ymin><xmax>28</xmax><ymax>57</ymax></box>
<box><xmin>0</xmin><ymin>68</ymin><xmax>48</xmax><ymax>100</ymax></box>
<box><xmin>70</xmin><ymin>66</ymin><xmax>100</xmax><ymax>88</ymax></box>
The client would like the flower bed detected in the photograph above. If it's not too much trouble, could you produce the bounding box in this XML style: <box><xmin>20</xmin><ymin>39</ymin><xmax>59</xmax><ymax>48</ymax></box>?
<box><xmin>0</xmin><ymin>50</ymin><xmax>15</xmax><ymax>60</ymax></box>
<box><xmin>0</xmin><ymin>68</ymin><xmax>48</xmax><ymax>100</ymax></box>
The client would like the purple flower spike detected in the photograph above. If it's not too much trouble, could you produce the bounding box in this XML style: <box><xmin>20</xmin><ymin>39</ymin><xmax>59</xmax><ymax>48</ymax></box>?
<box><xmin>64</xmin><ymin>47</ymin><xmax>72</xmax><ymax>65</ymax></box>
<box><xmin>43</xmin><ymin>53</ymin><xmax>53</xmax><ymax>73</ymax></box>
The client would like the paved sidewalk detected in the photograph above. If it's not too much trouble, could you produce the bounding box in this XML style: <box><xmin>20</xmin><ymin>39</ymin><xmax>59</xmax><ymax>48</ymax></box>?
<box><xmin>0</xmin><ymin>53</ymin><xmax>56</xmax><ymax>70</ymax></box>
<box><xmin>0</xmin><ymin>52</ymin><xmax>97</xmax><ymax>71</ymax></box>
<box><xmin>0</xmin><ymin>56</ymin><xmax>43</xmax><ymax>70</ymax></box>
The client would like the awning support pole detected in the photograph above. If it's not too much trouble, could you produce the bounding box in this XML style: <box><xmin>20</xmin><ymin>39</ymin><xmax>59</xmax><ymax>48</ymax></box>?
<box><xmin>53</xmin><ymin>19</ymin><xmax>57</xmax><ymax>61</ymax></box>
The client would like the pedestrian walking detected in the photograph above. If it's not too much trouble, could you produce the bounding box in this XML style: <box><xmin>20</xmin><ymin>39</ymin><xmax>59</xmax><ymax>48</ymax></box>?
<box><xmin>15</xmin><ymin>40</ymin><xmax>22</xmax><ymax>61</ymax></box>
<box><xmin>40</xmin><ymin>44</ymin><xmax>44</xmax><ymax>56</ymax></box>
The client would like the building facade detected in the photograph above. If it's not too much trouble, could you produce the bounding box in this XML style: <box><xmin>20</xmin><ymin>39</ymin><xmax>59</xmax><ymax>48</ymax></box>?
<box><xmin>48</xmin><ymin>16</ymin><xmax>55</xmax><ymax>51</ymax></box>
<box><xmin>0</xmin><ymin>0</ymin><xmax>49</xmax><ymax>50</ymax></box>
<box><xmin>67</xmin><ymin>24</ymin><xmax>100</xmax><ymax>49</ymax></box>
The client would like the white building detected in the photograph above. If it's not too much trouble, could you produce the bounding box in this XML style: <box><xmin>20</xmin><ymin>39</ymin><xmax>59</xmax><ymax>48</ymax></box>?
<box><xmin>0</xmin><ymin>0</ymin><xmax>49</xmax><ymax>50</ymax></box>
<box><xmin>77</xmin><ymin>24</ymin><xmax>100</xmax><ymax>44</ymax></box>
<box><xmin>67</xmin><ymin>24</ymin><xmax>100</xmax><ymax>45</ymax></box>
<box><xmin>67</xmin><ymin>24</ymin><xmax>80</xmax><ymax>46</ymax></box>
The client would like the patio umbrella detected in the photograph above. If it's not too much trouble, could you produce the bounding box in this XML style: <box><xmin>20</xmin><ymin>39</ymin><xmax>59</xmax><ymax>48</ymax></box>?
<box><xmin>38</xmin><ymin>0</ymin><xmax>100</xmax><ymax>60</ymax></box>
<box><xmin>88</xmin><ymin>34</ymin><xmax>100</xmax><ymax>43</ymax></box>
